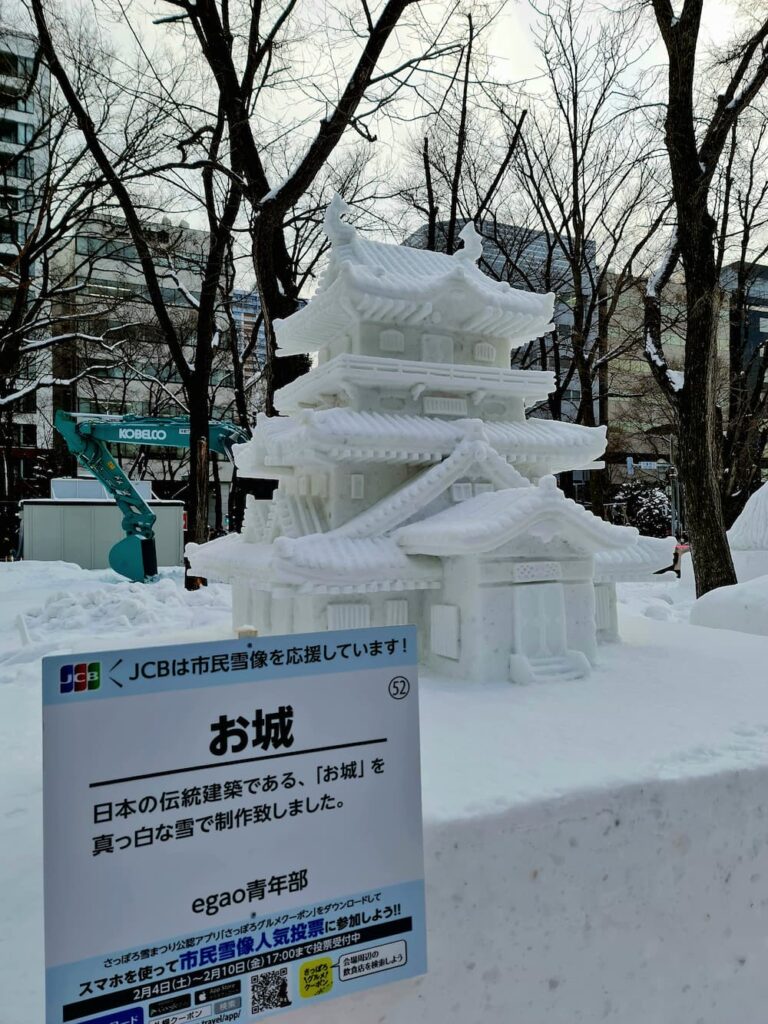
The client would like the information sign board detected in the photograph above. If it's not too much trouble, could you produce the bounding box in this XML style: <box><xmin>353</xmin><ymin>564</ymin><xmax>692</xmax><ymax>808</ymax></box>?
<box><xmin>43</xmin><ymin>626</ymin><xmax>425</xmax><ymax>1023</ymax></box>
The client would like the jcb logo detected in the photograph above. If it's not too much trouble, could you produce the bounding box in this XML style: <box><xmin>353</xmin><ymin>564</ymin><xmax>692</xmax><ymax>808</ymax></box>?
<box><xmin>60</xmin><ymin>662</ymin><xmax>101</xmax><ymax>694</ymax></box>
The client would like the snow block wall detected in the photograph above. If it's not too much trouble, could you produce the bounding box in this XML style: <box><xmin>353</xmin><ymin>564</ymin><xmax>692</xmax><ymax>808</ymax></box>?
<box><xmin>287</xmin><ymin>768</ymin><xmax>768</xmax><ymax>1024</ymax></box>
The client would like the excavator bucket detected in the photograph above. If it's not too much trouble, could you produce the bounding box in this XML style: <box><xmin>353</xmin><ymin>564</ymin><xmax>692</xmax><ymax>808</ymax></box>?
<box><xmin>109</xmin><ymin>536</ymin><xmax>158</xmax><ymax>582</ymax></box>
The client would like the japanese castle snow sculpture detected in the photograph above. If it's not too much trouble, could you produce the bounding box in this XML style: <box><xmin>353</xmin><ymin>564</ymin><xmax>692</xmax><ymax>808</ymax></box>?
<box><xmin>189</xmin><ymin>196</ymin><xmax>671</xmax><ymax>684</ymax></box>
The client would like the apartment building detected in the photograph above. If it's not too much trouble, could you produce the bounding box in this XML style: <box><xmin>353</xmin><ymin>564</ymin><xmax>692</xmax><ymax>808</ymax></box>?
<box><xmin>0</xmin><ymin>25</ymin><xmax>50</xmax><ymax>502</ymax></box>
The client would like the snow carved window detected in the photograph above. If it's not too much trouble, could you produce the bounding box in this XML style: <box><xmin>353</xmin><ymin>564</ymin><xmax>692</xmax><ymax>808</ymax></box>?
<box><xmin>512</xmin><ymin>561</ymin><xmax>562</xmax><ymax>583</ymax></box>
<box><xmin>385</xmin><ymin>599</ymin><xmax>409</xmax><ymax>626</ymax></box>
<box><xmin>327</xmin><ymin>603</ymin><xmax>371</xmax><ymax>630</ymax></box>
<box><xmin>451</xmin><ymin>482</ymin><xmax>474</xmax><ymax>502</ymax></box>
<box><xmin>421</xmin><ymin>333</ymin><xmax>453</xmax><ymax>362</ymax></box>
<box><xmin>350</xmin><ymin>474</ymin><xmax>365</xmax><ymax>499</ymax></box>
<box><xmin>430</xmin><ymin>604</ymin><xmax>460</xmax><ymax>660</ymax></box>
<box><xmin>423</xmin><ymin>396</ymin><xmax>468</xmax><ymax>416</ymax></box>
<box><xmin>474</xmin><ymin>341</ymin><xmax>497</xmax><ymax>363</ymax></box>
<box><xmin>380</xmin><ymin>329</ymin><xmax>405</xmax><ymax>352</ymax></box>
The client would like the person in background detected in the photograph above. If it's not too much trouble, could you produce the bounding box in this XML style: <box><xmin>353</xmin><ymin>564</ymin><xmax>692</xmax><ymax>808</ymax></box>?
<box><xmin>654</xmin><ymin>532</ymin><xmax>690</xmax><ymax>579</ymax></box>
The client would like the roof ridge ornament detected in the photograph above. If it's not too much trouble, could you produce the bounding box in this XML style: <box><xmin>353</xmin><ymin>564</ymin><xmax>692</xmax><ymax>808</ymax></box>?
<box><xmin>454</xmin><ymin>220</ymin><xmax>484</xmax><ymax>264</ymax></box>
<box><xmin>324</xmin><ymin>193</ymin><xmax>357</xmax><ymax>246</ymax></box>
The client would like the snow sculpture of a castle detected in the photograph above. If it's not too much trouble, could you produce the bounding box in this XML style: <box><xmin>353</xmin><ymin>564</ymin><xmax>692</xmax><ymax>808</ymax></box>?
<box><xmin>727</xmin><ymin>480</ymin><xmax>768</xmax><ymax>581</ymax></box>
<box><xmin>189</xmin><ymin>196</ymin><xmax>671</xmax><ymax>684</ymax></box>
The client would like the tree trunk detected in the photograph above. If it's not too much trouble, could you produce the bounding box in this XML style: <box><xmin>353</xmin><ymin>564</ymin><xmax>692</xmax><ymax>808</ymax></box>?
<box><xmin>211</xmin><ymin>452</ymin><xmax>223</xmax><ymax>534</ymax></box>
<box><xmin>227</xmin><ymin>465</ymin><xmax>245</xmax><ymax>533</ymax></box>
<box><xmin>677</xmin><ymin>246</ymin><xmax>736</xmax><ymax>595</ymax></box>
<box><xmin>185</xmin><ymin>433</ymin><xmax>209</xmax><ymax>591</ymax></box>
<box><xmin>254</xmin><ymin>214</ymin><xmax>311</xmax><ymax>416</ymax></box>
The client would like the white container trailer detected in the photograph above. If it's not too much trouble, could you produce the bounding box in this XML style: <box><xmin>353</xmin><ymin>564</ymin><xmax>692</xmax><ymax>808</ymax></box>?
<box><xmin>20</xmin><ymin>499</ymin><xmax>184</xmax><ymax>570</ymax></box>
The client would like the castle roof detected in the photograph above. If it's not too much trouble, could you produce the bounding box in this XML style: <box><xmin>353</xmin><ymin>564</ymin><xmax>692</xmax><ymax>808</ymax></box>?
<box><xmin>593</xmin><ymin>534</ymin><xmax>676</xmax><ymax>582</ymax></box>
<box><xmin>333</xmin><ymin>438</ymin><xmax>528</xmax><ymax>539</ymax></box>
<box><xmin>396</xmin><ymin>477</ymin><xmax>635</xmax><ymax>556</ymax></box>
<box><xmin>236</xmin><ymin>410</ymin><xmax>606</xmax><ymax>478</ymax></box>
<box><xmin>186</xmin><ymin>532</ymin><xmax>443</xmax><ymax>593</ymax></box>
<box><xmin>272</xmin><ymin>535</ymin><xmax>441</xmax><ymax>590</ymax></box>
<box><xmin>190</xmin><ymin>474</ymin><xmax>638</xmax><ymax>592</ymax></box>
<box><xmin>273</xmin><ymin>196</ymin><xmax>555</xmax><ymax>354</ymax></box>
<box><xmin>274</xmin><ymin>354</ymin><xmax>555</xmax><ymax>412</ymax></box>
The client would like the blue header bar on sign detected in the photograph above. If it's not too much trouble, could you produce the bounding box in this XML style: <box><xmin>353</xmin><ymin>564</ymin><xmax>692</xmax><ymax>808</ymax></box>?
<box><xmin>42</xmin><ymin>626</ymin><xmax>416</xmax><ymax>706</ymax></box>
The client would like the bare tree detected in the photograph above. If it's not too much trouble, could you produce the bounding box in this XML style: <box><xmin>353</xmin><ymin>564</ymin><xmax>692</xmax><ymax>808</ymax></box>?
<box><xmin>29</xmin><ymin>0</ymin><xmax>246</xmax><ymax>550</ymax></box>
<box><xmin>643</xmin><ymin>1</ymin><xmax>768</xmax><ymax>595</ymax></box>
<box><xmin>511</xmin><ymin>1</ymin><xmax>665</xmax><ymax>437</ymax></box>
<box><xmin>0</xmin><ymin>23</ymin><xmax>141</xmax><ymax>502</ymax></box>
<box><xmin>151</xmin><ymin>0</ymin><xmax>466</xmax><ymax>414</ymax></box>
<box><xmin>400</xmin><ymin>0</ymin><xmax>664</xmax><ymax>513</ymax></box>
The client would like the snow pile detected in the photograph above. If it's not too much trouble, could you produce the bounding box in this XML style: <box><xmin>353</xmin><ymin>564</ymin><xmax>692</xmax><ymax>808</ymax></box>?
<box><xmin>729</xmin><ymin>481</ymin><xmax>768</xmax><ymax>550</ymax></box>
<box><xmin>0</xmin><ymin>563</ymin><xmax>232</xmax><ymax>679</ymax></box>
<box><xmin>19</xmin><ymin>576</ymin><xmax>230</xmax><ymax>641</ymax></box>
<box><xmin>690</xmin><ymin>574</ymin><xmax>768</xmax><ymax>637</ymax></box>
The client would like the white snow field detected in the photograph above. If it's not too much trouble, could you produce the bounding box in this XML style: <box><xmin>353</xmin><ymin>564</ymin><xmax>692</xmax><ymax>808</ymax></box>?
<box><xmin>4</xmin><ymin>562</ymin><xmax>768</xmax><ymax>1022</ymax></box>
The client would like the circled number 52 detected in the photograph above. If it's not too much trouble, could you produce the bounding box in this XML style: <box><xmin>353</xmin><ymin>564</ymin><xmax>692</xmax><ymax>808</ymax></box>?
<box><xmin>388</xmin><ymin>676</ymin><xmax>411</xmax><ymax>699</ymax></box>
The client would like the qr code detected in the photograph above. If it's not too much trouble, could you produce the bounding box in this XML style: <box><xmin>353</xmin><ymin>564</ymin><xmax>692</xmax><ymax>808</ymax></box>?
<box><xmin>250</xmin><ymin>967</ymin><xmax>291</xmax><ymax>1014</ymax></box>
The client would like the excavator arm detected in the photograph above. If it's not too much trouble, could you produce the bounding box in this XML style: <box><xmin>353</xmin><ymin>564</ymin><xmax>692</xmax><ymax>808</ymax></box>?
<box><xmin>54</xmin><ymin>411</ymin><xmax>249</xmax><ymax>582</ymax></box>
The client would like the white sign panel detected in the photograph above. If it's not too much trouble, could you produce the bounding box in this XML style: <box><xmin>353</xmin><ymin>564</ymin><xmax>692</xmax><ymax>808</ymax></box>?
<box><xmin>43</xmin><ymin>627</ymin><xmax>425</xmax><ymax>1024</ymax></box>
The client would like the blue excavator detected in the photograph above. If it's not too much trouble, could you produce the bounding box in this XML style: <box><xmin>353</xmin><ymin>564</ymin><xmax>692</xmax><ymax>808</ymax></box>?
<box><xmin>54</xmin><ymin>410</ymin><xmax>249</xmax><ymax>582</ymax></box>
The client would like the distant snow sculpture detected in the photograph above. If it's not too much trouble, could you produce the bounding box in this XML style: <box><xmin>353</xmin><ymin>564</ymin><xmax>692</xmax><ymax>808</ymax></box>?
<box><xmin>189</xmin><ymin>197</ymin><xmax>672</xmax><ymax>683</ymax></box>
<box><xmin>729</xmin><ymin>481</ymin><xmax>768</xmax><ymax>551</ymax></box>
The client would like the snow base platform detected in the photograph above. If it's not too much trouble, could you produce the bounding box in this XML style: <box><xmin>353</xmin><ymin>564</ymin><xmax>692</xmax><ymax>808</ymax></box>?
<box><xmin>4</xmin><ymin>570</ymin><xmax>768</xmax><ymax>1022</ymax></box>
<box><xmin>284</xmin><ymin>609</ymin><xmax>768</xmax><ymax>1024</ymax></box>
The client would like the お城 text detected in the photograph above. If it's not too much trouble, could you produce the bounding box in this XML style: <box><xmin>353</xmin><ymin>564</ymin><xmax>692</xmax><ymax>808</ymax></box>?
<box><xmin>209</xmin><ymin>706</ymin><xmax>295</xmax><ymax>756</ymax></box>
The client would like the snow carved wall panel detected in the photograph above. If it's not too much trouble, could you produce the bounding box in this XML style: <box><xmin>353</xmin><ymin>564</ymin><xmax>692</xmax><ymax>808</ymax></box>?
<box><xmin>327</xmin><ymin>603</ymin><xmax>371</xmax><ymax>630</ymax></box>
<box><xmin>423</xmin><ymin>396</ymin><xmax>468</xmax><ymax>416</ymax></box>
<box><xmin>474</xmin><ymin>341</ymin><xmax>497</xmax><ymax>363</ymax></box>
<box><xmin>430</xmin><ymin>604</ymin><xmax>460</xmax><ymax>659</ymax></box>
<box><xmin>379</xmin><ymin>329</ymin><xmax>405</xmax><ymax>353</ymax></box>
<box><xmin>385</xmin><ymin>599</ymin><xmax>410</xmax><ymax>626</ymax></box>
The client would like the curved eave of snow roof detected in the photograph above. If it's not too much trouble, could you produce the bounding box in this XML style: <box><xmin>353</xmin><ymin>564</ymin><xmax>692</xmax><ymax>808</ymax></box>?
<box><xmin>274</xmin><ymin>354</ymin><xmax>557</xmax><ymax>412</ymax></box>
<box><xmin>274</xmin><ymin>199</ymin><xmax>555</xmax><ymax>354</ymax></box>
<box><xmin>272</xmin><ymin>534</ymin><xmax>442</xmax><ymax>587</ymax></box>
<box><xmin>274</xmin><ymin>273</ymin><xmax>554</xmax><ymax>354</ymax></box>
<box><xmin>593</xmin><ymin>534</ymin><xmax>676</xmax><ymax>581</ymax></box>
<box><xmin>238</xmin><ymin>411</ymin><xmax>606</xmax><ymax>475</ymax></box>
<box><xmin>728</xmin><ymin>482</ymin><xmax>768</xmax><ymax>550</ymax></box>
<box><xmin>396</xmin><ymin>479</ymin><xmax>636</xmax><ymax>556</ymax></box>
<box><xmin>186</xmin><ymin>534</ymin><xmax>273</xmax><ymax>582</ymax></box>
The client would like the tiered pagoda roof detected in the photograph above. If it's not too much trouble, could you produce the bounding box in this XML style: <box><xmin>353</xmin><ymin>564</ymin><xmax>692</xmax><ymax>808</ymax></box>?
<box><xmin>235</xmin><ymin>412</ymin><xmax>606</xmax><ymax>478</ymax></box>
<box><xmin>273</xmin><ymin>196</ymin><xmax>555</xmax><ymax>353</ymax></box>
<box><xmin>274</xmin><ymin>353</ymin><xmax>556</xmax><ymax>412</ymax></box>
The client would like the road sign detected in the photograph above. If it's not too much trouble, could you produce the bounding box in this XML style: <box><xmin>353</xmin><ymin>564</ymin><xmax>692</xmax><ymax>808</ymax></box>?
<box><xmin>43</xmin><ymin>627</ymin><xmax>426</xmax><ymax>1023</ymax></box>
<box><xmin>638</xmin><ymin>461</ymin><xmax>658</xmax><ymax>470</ymax></box>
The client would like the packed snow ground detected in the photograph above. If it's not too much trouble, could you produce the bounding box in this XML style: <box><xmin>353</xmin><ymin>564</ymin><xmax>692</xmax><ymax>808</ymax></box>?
<box><xmin>4</xmin><ymin>561</ymin><xmax>768</xmax><ymax>1021</ymax></box>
